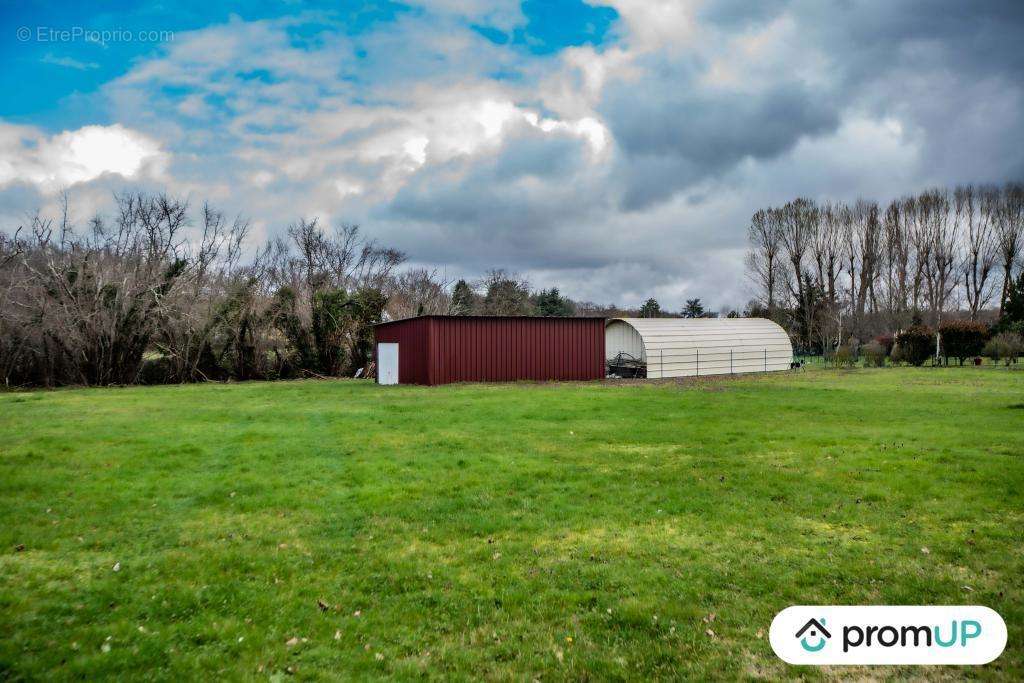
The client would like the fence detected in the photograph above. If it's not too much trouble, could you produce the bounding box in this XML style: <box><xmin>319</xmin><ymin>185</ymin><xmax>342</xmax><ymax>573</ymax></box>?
<box><xmin>794</xmin><ymin>353</ymin><xmax>1022</xmax><ymax>369</ymax></box>
<box><xmin>644</xmin><ymin>346</ymin><xmax>793</xmax><ymax>379</ymax></box>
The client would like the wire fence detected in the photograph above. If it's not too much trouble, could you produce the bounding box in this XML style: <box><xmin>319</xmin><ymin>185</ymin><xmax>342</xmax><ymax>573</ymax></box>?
<box><xmin>608</xmin><ymin>348</ymin><xmax>1022</xmax><ymax>378</ymax></box>
<box><xmin>793</xmin><ymin>352</ymin><xmax>1022</xmax><ymax>370</ymax></box>
<box><xmin>609</xmin><ymin>347</ymin><xmax>793</xmax><ymax>379</ymax></box>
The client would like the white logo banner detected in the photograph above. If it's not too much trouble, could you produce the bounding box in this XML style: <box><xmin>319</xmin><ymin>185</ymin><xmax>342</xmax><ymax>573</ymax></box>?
<box><xmin>770</xmin><ymin>606</ymin><xmax>1006</xmax><ymax>665</ymax></box>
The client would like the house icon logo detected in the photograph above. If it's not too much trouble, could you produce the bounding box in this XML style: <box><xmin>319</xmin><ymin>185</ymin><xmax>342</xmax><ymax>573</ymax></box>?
<box><xmin>795</xmin><ymin>617</ymin><xmax>831</xmax><ymax>652</ymax></box>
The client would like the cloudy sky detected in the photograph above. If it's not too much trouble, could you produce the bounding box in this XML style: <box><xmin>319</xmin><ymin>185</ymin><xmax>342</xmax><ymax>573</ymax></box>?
<box><xmin>2</xmin><ymin>1</ymin><xmax>1023</xmax><ymax>311</ymax></box>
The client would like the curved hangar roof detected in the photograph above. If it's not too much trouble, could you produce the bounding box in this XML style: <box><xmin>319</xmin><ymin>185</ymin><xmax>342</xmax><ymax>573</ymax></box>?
<box><xmin>606</xmin><ymin>318</ymin><xmax>793</xmax><ymax>378</ymax></box>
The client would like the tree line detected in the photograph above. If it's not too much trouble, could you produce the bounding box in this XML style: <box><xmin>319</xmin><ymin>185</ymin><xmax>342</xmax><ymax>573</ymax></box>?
<box><xmin>0</xmin><ymin>192</ymin><xmax>661</xmax><ymax>387</ymax></box>
<box><xmin>744</xmin><ymin>183</ymin><xmax>1024</xmax><ymax>354</ymax></box>
<box><xmin>0</xmin><ymin>193</ymin><xmax>407</xmax><ymax>387</ymax></box>
<box><xmin>7</xmin><ymin>182</ymin><xmax>1021</xmax><ymax>388</ymax></box>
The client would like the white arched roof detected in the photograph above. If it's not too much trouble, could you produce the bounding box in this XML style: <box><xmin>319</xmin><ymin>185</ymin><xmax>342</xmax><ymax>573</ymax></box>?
<box><xmin>606</xmin><ymin>318</ymin><xmax>793</xmax><ymax>378</ymax></box>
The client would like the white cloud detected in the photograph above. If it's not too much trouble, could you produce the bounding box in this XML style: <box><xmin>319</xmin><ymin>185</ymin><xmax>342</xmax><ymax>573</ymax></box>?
<box><xmin>601</xmin><ymin>0</ymin><xmax>699</xmax><ymax>52</ymax></box>
<box><xmin>41</xmin><ymin>53</ymin><xmax>100</xmax><ymax>70</ymax></box>
<box><xmin>0</xmin><ymin>123</ymin><xmax>166</xmax><ymax>191</ymax></box>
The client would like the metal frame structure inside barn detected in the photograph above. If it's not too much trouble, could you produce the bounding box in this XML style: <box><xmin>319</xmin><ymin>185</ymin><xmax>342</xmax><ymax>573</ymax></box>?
<box><xmin>374</xmin><ymin>316</ymin><xmax>606</xmax><ymax>385</ymax></box>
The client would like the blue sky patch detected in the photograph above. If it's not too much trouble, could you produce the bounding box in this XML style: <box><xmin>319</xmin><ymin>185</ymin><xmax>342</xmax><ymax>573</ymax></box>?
<box><xmin>473</xmin><ymin>0</ymin><xmax>618</xmax><ymax>55</ymax></box>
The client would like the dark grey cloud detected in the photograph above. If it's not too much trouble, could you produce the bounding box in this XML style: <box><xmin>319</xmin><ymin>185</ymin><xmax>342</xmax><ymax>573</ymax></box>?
<box><xmin>698</xmin><ymin>0</ymin><xmax>790</xmax><ymax>29</ymax></box>
<box><xmin>384</xmin><ymin>128</ymin><xmax>613</xmax><ymax>270</ymax></box>
<box><xmin>603</xmin><ymin>77</ymin><xmax>840</xmax><ymax>209</ymax></box>
<box><xmin>590</xmin><ymin>0</ymin><xmax>1024</xmax><ymax>215</ymax></box>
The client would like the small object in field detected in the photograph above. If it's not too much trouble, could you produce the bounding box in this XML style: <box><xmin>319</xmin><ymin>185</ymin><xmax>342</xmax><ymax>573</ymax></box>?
<box><xmin>286</xmin><ymin>636</ymin><xmax>300</xmax><ymax>647</ymax></box>
<box><xmin>334</xmin><ymin>630</ymin><xmax>342</xmax><ymax>640</ymax></box>
<box><xmin>112</xmin><ymin>562</ymin><xmax>121</xmax><ymax>572</ymax></box>
<box><xmin>14</xmin><ymin>543</ymin><xmax>25</xmax><ymax>552</ymax></box>
<box><xmin>353</xmin><ymin>610</ymin><xmax>361</xmax><ymax>617</ymax></box>
<box><xmin>317</xmin><ymin>599</ymin><xmax>330</xmax><ymax>612</ymax></box>
<box><xmin>705</xmin><ymin>628</ymin><xmax>715</xmax><ymax>638</ymax></box>
<box><xmin>920</xmin><ymin>546</ymin><xmax>930</xmax><ymax>555</ymax></box>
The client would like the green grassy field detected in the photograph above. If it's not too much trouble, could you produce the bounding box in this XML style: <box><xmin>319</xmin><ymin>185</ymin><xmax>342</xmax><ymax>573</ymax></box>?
<box><xmin>1</xmin><ymin>368</ymin><xmax>1022</xmax><ymax>680</ymax></box>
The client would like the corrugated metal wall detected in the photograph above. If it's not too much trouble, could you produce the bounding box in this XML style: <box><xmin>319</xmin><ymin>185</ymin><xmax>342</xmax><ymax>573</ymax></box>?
<box><xmin>606</xmin><ymin>318</ymin><xmax>793</xmax><ymax>378</ymax></box>
<box><xmin>374</xmin><ymin>316</ymin><xmax>605</xmax><ymax>385</ymax></box>
<box><xmin>374</xmin><ymin>316</ymin><xmax>431</xmax><ymax>385</ymax></box>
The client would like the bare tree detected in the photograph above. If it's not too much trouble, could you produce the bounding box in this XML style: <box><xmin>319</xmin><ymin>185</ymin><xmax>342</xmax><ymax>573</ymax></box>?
<box><xmin>957</xmin><ymin>185</ymin><xmax>999</xmax><ymax>320</ymax></box>
<box><xmin>11</xmin><ymin>192</ymin><xmax>191</xmax><ymax>385</ymax></box>
<box><xmin>880</xmin><ymin>200</ymin><xmax>911</xmax><ymax>329</ymax></box>
<box><xmin>996</xmin><ymin>182</ymin><xmax>1024</xmax><ymax>315</ymax></box>
<box><xmin>903</xmin><ymin>194</ymin><xmax>932</xmax><ymax>315</ymax></box>
<box><xmin>853</xmin><ymin>199</ymin><xmax>882</xmax><ymax>319</ymax></box>
<box><xmin>154</xmin><ymin>202</ymin><xmax>250</xmax><ymax>382</ymax></box>
<box><xmin>744</xmin><ymin>208</ymin><xmax>783</xmax><ymax>316</ymax></box>
<box><xmin>778</xmin><ymin>198</ymin><xmax>819</xmax><ymax>349</ymax></box>
<box><xmin>814</xmin><ymin>203</ymin><xmax>844</xmax><ymax>305</ymax></box>
<box><xmin>386</xmin><ymin>268</ymin><xmax>451</xmax><ymax>319</ymax></box>
<box><xmin>915</xmin><ymin>189</ymin><xmax>959</xmax><ymax>326</ymax></box>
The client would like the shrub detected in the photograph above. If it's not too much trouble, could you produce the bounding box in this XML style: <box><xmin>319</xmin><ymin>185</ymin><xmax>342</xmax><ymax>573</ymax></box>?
<box><xmin>862</xmin><ymin>341</ymin><xmax>887</xmax><ymax>367</ymax></box>
<box><xmin>894</xmin><ymin>325</ymin><xmax>934</xmax><ymax>366</ymax></box>
<box><xmin>832</xmin><ymin>345</ymin><xmax>854</xmax><ymax>367</ymax></box>
<box><xmin>874</xmin><ymin>334</ymin><xmax>895</xmax><ymax>356</ymax></box>
<box><xmin>939</xmin><ymin>320</ymin><xmax>988</xmax><ymax>365</ymax></box>
<box><xmin>983</xmin><ymin>332</ymin><xmax>1024</xmax><ymax>366</ymax></box>
<box><xmin>138</xmin><ymin>357</ymin><xmax>172</xmax><ymax>385</ymax></box>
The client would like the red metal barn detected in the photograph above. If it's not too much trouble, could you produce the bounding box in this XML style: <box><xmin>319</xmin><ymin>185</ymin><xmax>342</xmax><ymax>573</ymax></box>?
<box><xmin>373</xmin><ymin>316</ymin><xmax>606</xmax><ymax>385</ymax></box>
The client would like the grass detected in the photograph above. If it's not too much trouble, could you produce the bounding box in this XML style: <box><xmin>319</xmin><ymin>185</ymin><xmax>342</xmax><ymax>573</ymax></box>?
<box><xmin>1</xmin><ymin>368</ymin><xmax>1022</xmax><ymax>680</ymax></box>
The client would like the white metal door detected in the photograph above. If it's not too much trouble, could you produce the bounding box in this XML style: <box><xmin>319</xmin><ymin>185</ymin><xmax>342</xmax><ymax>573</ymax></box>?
<box><xmin>377</xmin><ymin>343</ymin><xmax>399</xmax><ymax>385</ymax></box>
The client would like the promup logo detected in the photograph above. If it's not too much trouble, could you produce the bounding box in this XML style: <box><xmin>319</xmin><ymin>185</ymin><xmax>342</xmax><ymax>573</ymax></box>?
<box><xmin>770</xmin><ymin>606</ymin><xmax>1006</xmax><ymax>665</ymax></box>
<box><xmin>795</xmin><ymin>618</ymin><xmax>831</xmax><ymax>652</ymax></box>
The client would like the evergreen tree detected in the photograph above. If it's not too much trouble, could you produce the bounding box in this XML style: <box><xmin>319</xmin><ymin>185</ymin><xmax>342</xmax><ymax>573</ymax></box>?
<box><xmin>682</xmin><ymin>298</ymin><xmax>705</xmax><ymax>318</ymax></box>
<box><xmin>533</xmin><ymin>288</ymin><xmax>574</xmax><ymax>317</ymax></box>
<box><xmin>639</xmin><ymin>298</ymin><xmax>661</xmax><ymax>318</ymax></box>
<box><xmin>997</xmin><ymin>271</ymin><xmax>1024</xmax><ymax>332</ymax></box>
<box><xmin>450</xmin><ymin>279</ymin><xmax>475</xmax><ymax>315</ymax></box>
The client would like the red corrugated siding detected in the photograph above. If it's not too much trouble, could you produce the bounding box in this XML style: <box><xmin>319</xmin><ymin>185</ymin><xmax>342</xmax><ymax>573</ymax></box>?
<box><xmin>374</xmin><ymin>316</ymin><xmax>431</xmax><ymax>385</ymax></box>
<box><xmin>374</xmin><ymin>316</ymin><xmax>605</xmax><ymax>385</ymax></box>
